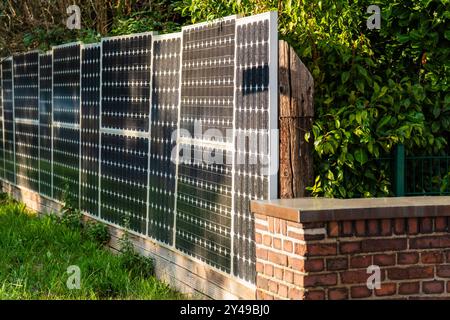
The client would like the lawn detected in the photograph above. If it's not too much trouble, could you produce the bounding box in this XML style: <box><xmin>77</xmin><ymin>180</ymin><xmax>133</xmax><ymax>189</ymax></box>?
<box><xmin>0</xmin><ymin>193</ymin><xmax>182</xmax><ymax>300</ymax></box>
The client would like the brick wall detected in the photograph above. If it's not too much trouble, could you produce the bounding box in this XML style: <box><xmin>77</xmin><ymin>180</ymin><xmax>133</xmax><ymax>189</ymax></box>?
<box><xmin>254</xmin><ymin>212</ymin><xmax>450</xmax><ymax>300</ymax></box>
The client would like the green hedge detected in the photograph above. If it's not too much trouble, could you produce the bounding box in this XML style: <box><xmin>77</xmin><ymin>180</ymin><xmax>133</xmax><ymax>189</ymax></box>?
<box><xmin>177</xmin><ymin>0</ymin><xmax>449</xmax><ymax>198</ymax></box>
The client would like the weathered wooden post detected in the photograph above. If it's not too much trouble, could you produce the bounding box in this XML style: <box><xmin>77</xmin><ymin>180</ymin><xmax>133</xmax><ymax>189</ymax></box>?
<box><xmin>278</xmin><ymin>40</ymin><xmax>314</xmax><ymax>198</ymax></box>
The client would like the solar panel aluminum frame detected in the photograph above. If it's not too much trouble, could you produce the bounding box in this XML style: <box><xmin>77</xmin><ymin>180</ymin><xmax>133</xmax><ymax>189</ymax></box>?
<box><xmin>0</xmin><ymin>60</ymin><xmax>4</xmax><ymax>178</ymax></box>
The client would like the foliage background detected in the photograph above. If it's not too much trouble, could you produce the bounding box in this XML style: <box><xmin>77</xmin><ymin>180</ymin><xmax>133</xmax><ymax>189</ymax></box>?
<box><xmin>0</xmin><ymin>0</ymin><xmax>448</xmax><ymax>198</ymax></box>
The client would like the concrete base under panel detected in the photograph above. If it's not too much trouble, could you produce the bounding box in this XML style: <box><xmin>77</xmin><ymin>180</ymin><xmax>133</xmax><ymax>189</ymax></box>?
<box><xmin>0</xmin><ymin>180</ymin><xmax>256</xmax><ymax>300</ymax></box>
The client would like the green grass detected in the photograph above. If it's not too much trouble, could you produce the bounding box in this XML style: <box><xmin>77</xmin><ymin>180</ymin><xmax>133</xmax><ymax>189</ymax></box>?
<box><xmin>0</xmin><ymin>193</ymin><xmax>183</xmax><ymax>300</ymax></box>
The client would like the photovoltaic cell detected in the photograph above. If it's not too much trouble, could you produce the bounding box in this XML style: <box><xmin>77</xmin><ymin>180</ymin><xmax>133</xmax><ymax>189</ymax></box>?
<box><xmin>233</xmin><ymin>13</ymin><xmax>277</xmax><ymax>282</ymax></box>
<box><xmin>176</xmin><ymin>18</ymin><xmax>236</xmax><ymax>272</ymax></box>
<box><xmin>101</xmin><ymin>34</ymin><xmax>152</xmax><ymax>132</ymax></box>
<box><xmin>147</xmin><ymin>35</ymin><xmax>181</xmax><ymax>244</ymax></box>
<box><xmin>52</xmin><ymin>44</ymin><xmax>81</xmax><ymax>204</ymax></box>
<box><xmin>13</xmin><ymin>52</ymin><xmax>39</xmax><ymax>191</ymax></box>
<box><xmin>80</xmin><ymin>45</ymin><xmax>100</xmax><ymax>216</ymax></box>
<box><xmin>39</xmin><ymin>53</ymin><xmax>53</xmax><ymax>196</ymax></box>
<box><xmin>1</xmin><ymin>59</ymin><xmax>15</xmax><ymax>183</ymax></box>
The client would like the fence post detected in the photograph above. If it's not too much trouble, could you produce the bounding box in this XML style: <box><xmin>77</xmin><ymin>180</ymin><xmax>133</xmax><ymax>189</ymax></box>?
<box><xmin>278</xmin><ymin>40</ymin><xmax>314</xmax><ymax>198</ymax></box>
<box><xmin>394</xmin><ymin>144</ymin><xmax>405</xmax><ymax>196</ymax></box>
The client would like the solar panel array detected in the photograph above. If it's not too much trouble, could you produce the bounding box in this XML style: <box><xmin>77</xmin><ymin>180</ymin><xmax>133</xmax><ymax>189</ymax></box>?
<box><xmin>0</xmin><ymin>12</ymin><xmax>278</xmax><ymax>283</ymax></box>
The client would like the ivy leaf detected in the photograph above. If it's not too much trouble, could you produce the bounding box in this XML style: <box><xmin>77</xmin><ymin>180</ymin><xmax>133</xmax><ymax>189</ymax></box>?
<box><xmin>354</xmin><ymin>148</ymin><xmax>368</xmax><ymax>165</ymax></box>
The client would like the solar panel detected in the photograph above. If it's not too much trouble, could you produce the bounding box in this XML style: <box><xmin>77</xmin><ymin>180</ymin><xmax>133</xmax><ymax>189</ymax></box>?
<box><xmin>1</xmin><ymin>58</ymin><xmax>15</xmax><ymax>183</ymax></box>
<box><xmin>39</xmin><ymin>52</ymin><xmax>53</xmax><ymax>197</ymax></box>
<box><xmin>147</xmin><ymin>34</ymin><xmax>181</xmax><ymax>244</ymax></box>
<box><xmin>52</xmin><ymin>43</ymin><xmax>81</xmax><ymax>205</ymax></box>
<box><xmin>176</xmin><ymin>17</ymin><xmax>237</xmax><ymax>272</ymax></box>
<box><xmin>100</xmin><ymin>33</ymin><xmax>153</xmax><ymax>233</ymax></box>
<box><xmin>232</xmin><ymin>12</ymin><xmax>278</xmax><ymax>282</ymax></box>
<box><xmin>13</xmin><ymin>52</ymin><xmax>40</xmax><ymax>191</ymax></box>
<box><xmin>0</xmin><ymin>62</ymin><xmax>4</xmax><ymax>179</ymax></box>
<box><xmin>80</xmin><ymin>44</ymin><xmax>100</xmax><ymax>216</ymax></box>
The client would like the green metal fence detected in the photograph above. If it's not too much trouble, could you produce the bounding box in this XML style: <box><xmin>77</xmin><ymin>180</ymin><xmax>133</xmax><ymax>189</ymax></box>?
<box><xmin>393</xmin><ymin>144</ymin><xmax>450</xmax><ymax>196</ymax></box>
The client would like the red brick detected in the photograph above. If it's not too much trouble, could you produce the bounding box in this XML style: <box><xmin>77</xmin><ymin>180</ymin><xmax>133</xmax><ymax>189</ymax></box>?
<box><xmin>268</xmin><ymin>251</ymin><xmax>287</xmax><ymax>266</ymax></box>
<box><xmin>387</xmin><ymin>266</ymin><xmax>434</xmax><ymax>280</ymax></box>
<box><xmin>268</xmin><ymin>217</ymin><xmax>274</xmax><ymax>233</ymax></box>
<box><xmin>340</xmin><ymin>241</ymin><xmax>361</xmax><ymax>254</ymax></box>
<box><xmin>350</xmin><ymin>255</ymin><xmax>372</xmax><ymax>268</ymax></box>
<box><xmin>256</xmin><ymin>262</ymin><xmax>264</xmax><ymax>273</ymax></box>
<box><xmin>421</xmin><ymin>251</ymin><xmax>444</xmax><ymax>264</ymax></box>
<box><xmin>446</xmin><ymin>251</ymin><xmax>450</xmax><ymax>263</ymax></box>
<box><xmin>436</xmin><ymin>265</ymin><xmax>450</xmax><ymax>278</ymax></box>
<box><xmin>256</xmin><ymin>275</ymin><xmax>269</xmax><ymax>290</ymax></box>
<box><xmin>423</xmin><ymin>280</ymin><xmax>445</xmax><ymax>294</ymax></box>
<box><xmin>381</xmin><ymin>219</ymin><xmax>392</xmax><ymax>236</ymax></box>
<box><xmin>341</xmin><ymin>269</ymin><xmax>376</xmax><ymax>284</ymax></box>
<box><xmin>280</xmin><ymin>220</ymin><xmax>287</xmax><ymax>235</ymax></box>
<box><xmin>328</xmin><ymin>221</ymin><xmax>339</xmax><ymax>237</ymax></box>
<box><xmin>407</xmin><ymin>218</ymin><xmax>419</xmax><ymax>234</ymax></box>
<box><xmin>304</xmin><ymin>233</ymin><xmax>325</xmax><ymax>241</ymax></box>
<box><xmin>355</xmin><ymin>220</ymin><xmax>366</xmax><ymax>236</ymax></box>
<box><xmin>289</xmin><ymin>287</ymin><xmax>304</xmax><ymax>300</ymax></box>
<box><xmin>367</xmin><ymin>220</ymin><xmax>379</xmax><ymax>236</ymax></box>
<box><xmin>284</xmin><ymin>270</ymin><xmax>294</xmax><ymax>283</ymax></box>
<box><xmin>304</xmin><ymin>259</ymin><xmax>324</xmax><ymax>272</ymax></box>
<box><xmin>255</xmin><ymin>232</ymin><xmax>262</xmax><ymax>244</ymax></box>
<box><xmin>294</xmin><ymin>243</ymin><xmax>307</xmax><ymax>255</ymax></box>
<box><xmin>327</xmin><ymin>257</ymin><xmax>348</xmax><ymax>271</ymax></box>
<box><xmin>256</xmin><ymin>247</ymin><xmax>268</xmax><ymax>260</ymax></box>
<box><xmin>305</xmin><ymin>290</ymin><xmax>325</xmax><ymax>300</ymax></box>
<box><xmin>278</xmin><ymin>284</ymin><xmax>288</xmax><ymax>298</ymax></box>
<box><xmin>361</xmin><ymin>238</ymin><xmax>407</xmax><ymax>253</ymax></box>
<box><xmin>293</xmin><ymin>273</ymin><xmax>304</xmax><ymax>286</ymax></box>
<box><xmin>283</xmin><ymin>240</ymin><xmax>293</xmax><ymax>253</ymax></box>
<box><xmin>394</xmin><ymin>218</ymin><xmax>405</xmax><ymax>234</ymax></box>
<box><xmin>273</xmin><ymin>237</ymin><xmax>282</xmax><ymax>250</ymax></box>
<box><xmin>303</xmin><ymin>222</ymin><xmax>325</xmax><ymax>229</ymax></box>
<box><xmin>274</xmin><ymin>266</ymin><xmax>284</xmax><ymax>280</ymax></box>
<box><xmin>288</xmin><ymin>256</ymin><xmax>305</xmax><ymax>271</ymax></box>
<box><xmin>265</xmin><ymin>264</ymin><xmax>274</xmax><ymax>276</ymax></box>
<box><xmin>435</xmin><ymin>217</ymin><xmax>448</xmax><ymax>232</ymax></box>
<box><xmin>255</xmin><ymin>222</ymin><xmax>268</xmax><ymax>232</ymax></box>
<box><xmin>374</xmin><ymin>254</ymin><xmax>396</xmax><ymax>266</ymax></box>
<box><xmin>397</xmin><ymin>252</ymin><xmax>419</xmax><ymax>265</ymax></box>
<box><xmin>288</xmin><ymin>231</ymin><xmax>304</xmax><ymax>241</ymax></box>
<box><xmin>304</xmin><ymin>273</ymin><xmax>337</xmax><ymax>287</ymax></box>
<box><xmin>375</xmin><ymin>283</ymin><xmax>396</xmax><ymax>296</ymax></box>
<box><xmin>341</xmin><ymin>221</ymin><xmax>353</xmax><ymax>236</ymax></box>
<box><xmin>268</xmin><ymin>280</ymin><xmax>278</xmax><ymax>293</ymax></box>
<box><xmin>410</xmin><ymin>235</ymin><xmax>450</xmax><ymax>249</ymax></box>
<box><xmin>328</xmin><ymin>288</ymin><xmax>348</xmax><ymax>300</ymax></box>
<box><xmin>399</xmin><ymin>282</ymin><xmax>420</xmax><ymax>295</ymax></box>
<box><xmin>350</xmin><ymin>286</ymin><xmax>372</xmax><ymax>298</ymax></box>
<box><xmin>257</xmin><ymin>290</ymin><xmax>275</xmax><ymax>300</ymax></box>
<box><xmin>274</xmin><ymin>219</ymin><xmax>280</xmax><ymax>233</ymax></box>
<box><xmin>420</xmin><ymin>218</ymin><xmax>433</xmax><ymax>233</ymax></box>
<box><xmin>306</xmin><ymin>243</ymin><xmax>337</xmax><ymax>256</ymax></box>
<box><xmin>263</xmin><ymin>235</ymin><xmax>272</xmax><ymax>246</ymax></box>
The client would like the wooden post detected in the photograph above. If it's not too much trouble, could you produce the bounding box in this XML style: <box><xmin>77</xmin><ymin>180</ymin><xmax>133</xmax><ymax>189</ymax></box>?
<box><xmin>278</xmin><ymin>40</ymin><xmax>314</xmax><ymax>198</ymax></box>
